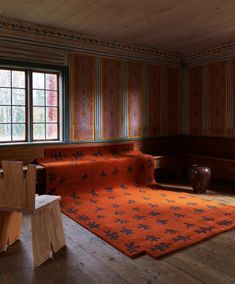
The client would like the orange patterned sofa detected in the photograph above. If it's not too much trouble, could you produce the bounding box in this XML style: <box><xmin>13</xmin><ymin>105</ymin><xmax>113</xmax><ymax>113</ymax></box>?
<box><xmin>37</xmin><ymin>143</ymin><xmax>155</xmax><ymax>195</ymax></box>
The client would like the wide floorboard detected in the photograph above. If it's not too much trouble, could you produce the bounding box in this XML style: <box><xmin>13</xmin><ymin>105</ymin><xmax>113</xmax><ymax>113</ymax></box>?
<box><xmin>0</xmin><ymin>181</ymin><xmax>235</xmax><ymax>284</ymax></box>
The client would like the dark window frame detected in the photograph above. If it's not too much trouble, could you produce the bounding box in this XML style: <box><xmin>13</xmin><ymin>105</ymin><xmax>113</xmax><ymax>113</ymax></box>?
<box><xmin>0</xmin><ymin>60</ymin><xmax>67</xmax><ymax>145</ymax></box>
<box><xmin>0</xmin><ymin>67</ymin><xmax>28</xmax><ymax>142</ymax></box>
<box><xmin>31</xmin><ymin>71</ymin><xmax>60</xmax><ymax>142</ymax></box>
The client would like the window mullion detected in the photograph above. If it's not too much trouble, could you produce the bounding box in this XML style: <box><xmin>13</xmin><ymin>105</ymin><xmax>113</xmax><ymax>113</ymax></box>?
<box><xmin>28</xmin><ymin>70</ymin><xmax>33</xmax><ymax>142</ymax></box>
<box><xmin>10</xmin><ymin>70</ymin><xmax>13</xmax><ymax>141</ymax></box>
<box><xmin>44</xmin><ymin>73</ymin><xmax>46</xmax><ymax>140</ymax></box>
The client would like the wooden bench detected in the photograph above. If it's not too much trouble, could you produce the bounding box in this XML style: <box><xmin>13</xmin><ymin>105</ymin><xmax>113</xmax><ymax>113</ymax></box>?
<box><xmin>153</xmin><ymin>154</ymin><xmax>235</xmax><ymax>183</ymax></box>
<box><xmin>181</xmin><ymin>154</ymin><xmax>235</xmax><ymax>182</ymax></box>
<box><xmin>153</xmin><ymin>155</ymin><xmax>180</xmax><ymax>169</ymax></box>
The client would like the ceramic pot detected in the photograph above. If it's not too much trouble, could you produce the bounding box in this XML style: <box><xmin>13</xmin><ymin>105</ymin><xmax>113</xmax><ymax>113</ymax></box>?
<box><xmin>189</xmin><ymin>164</ymin><xmax>211</xmax><ymax>194</ymax></box>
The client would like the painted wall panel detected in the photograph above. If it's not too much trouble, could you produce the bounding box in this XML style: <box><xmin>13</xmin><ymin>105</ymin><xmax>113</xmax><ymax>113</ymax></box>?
<box><xmin>147</xmin><ymin>64</ymin><xmax>161</xmax><ymax>137</ymax></box>
<box><xmin>208</xmin><ymin>61</ymin><xmax>227</xmax><ymax>136</ymax></box>
<box><xmin>127</xmin><ymin>61</ymin><xmax>144</xmax><ymax>138</ymax></box>
<box><xmin>185</xmin><ymin>60</ymin><xmax>233</xmax><ymax>138</ymax></box>
<box><xmin>188</xmin><ymin>66</ymin><xmax>203</xmax><ymax>135</ymax></box>
<box><xmin>70</xmin><ymin>53</ymin><xmax>178</xmax><ymax>141</ymax></box>
<box><xmin>102</xmin><ymin>58</ymin><xmax>122</xmax><ymax>139</ymax></box>
<box><xmin>71</xmin><ymin>54</ymin><xmax>96</xmax><ymax>141</ymax></box>
<box><xmin>167</xmin><ymin>68</ymin><xmax>179</xmax><ymax>135</ymax></box>
<box><xmin>232</xmin><ymin>60</ymin><xmax>235</xmax><ymax>136</ymax></box>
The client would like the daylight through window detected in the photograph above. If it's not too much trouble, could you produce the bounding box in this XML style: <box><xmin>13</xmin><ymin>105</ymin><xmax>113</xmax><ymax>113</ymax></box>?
<box><xmin>0</xmin><ymin>68</ymin><xmax>62</xmax><ymax>143</ymax></box>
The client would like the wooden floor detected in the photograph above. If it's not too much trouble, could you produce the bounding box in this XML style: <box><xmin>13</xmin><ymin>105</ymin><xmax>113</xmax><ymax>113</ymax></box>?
<box><xmin>0</xmin><ymin>180</ymin><xmax>235</xmax><ymax>284</ymax></box>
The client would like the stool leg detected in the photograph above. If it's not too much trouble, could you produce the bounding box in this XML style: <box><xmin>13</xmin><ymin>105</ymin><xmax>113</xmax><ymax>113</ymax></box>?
<box><xmin>31</xmin><ymin>201</ymin><xmax>65</xmax><ymax>267</ymax></box>
<box><xmin>0</xmin><ymin>211</ymin><xmax>22</xmax><ymax>252</ymax></box>
<box><xmin>49</xmin><ymin>201</ymin><xmax>65</xmax><ymax>253</ymax></box>
<box><xmin>31</xmin><ymin>209</ymin><xmax>51</xmax><ymax>267</ymax></box>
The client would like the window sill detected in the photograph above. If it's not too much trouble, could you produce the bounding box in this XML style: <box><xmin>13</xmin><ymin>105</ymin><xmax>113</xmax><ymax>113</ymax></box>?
<box><xmin>0</xmin><ymin>141</ymin><xmax>65</xmax><ymax>148</ymax></box>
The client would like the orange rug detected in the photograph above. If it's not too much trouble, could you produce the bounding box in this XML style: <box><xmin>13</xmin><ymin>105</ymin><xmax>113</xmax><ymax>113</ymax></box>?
<box><xmin>38</xmin><ymin>146</ymin><xmax>235</xmax><ymax>258</ymax></box>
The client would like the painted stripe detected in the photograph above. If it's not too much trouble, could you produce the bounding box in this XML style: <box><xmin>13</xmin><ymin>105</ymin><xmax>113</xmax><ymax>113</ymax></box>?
<box><xmin>143</xmin><ymin>64</ymin><xmax>148</xmax><ymax>137</ymax></box>
<box><xmin>161</xmin><ymin>66</ymin><xmax>168</xmax><ymax>136</ymax></box>
<box><xmin>227</xmin><ymin>60</ymin><xmax>232</xmax><ymax>136</ymax></box>
<box><xmin>202</xmin><ymin>65</ymin><xmax>208</xmax><ymax>136</ymax></box>
<box><xmin>182</xmin><ymin>66</ymin><xmax>188</xmax><ymax>134</ymax></box>
<box><xmin>122</xmin><ymin>61</ymin><xmax>128</xmax><ymax>138</ymax></box>
<box><xmin>95</xmin><ymin>57</ymin><xmax>102</xmax><ymax>140</ymax></box>
<box><xmin>231</xmin><ymin>60</ymin><xmax>234</xmax><ymax>136</ymax></box>
<box><xmin>179</xmin><ymin>67</ymin><xmax>184</xmax><ymax>134</ymax></box>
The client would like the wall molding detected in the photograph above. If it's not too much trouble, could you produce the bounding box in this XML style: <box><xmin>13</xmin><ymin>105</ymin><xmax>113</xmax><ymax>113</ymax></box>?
<box><xmin>183</xmin><ymin>42</ymin><xmax>235</xmax><ymax>66</ymax></box>
<box><xmin>1</xmin><ymin>16</ymin><xmax>235</xmax><ymax>67</ymax></box>
<box><xmin>0</xmin><ymin>16</ymin><xmax>182</xmax><ymax>66</ymax></box>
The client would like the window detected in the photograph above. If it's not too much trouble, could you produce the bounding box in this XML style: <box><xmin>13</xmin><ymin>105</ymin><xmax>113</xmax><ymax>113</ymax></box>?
<box><xmin>32</xmin><ymin>72</ymin><xmax>59</xmax><ymax>141</ymax></box>
<box><xmin>0</xmin><ymin>69</ymin><xmax>26</xmax><ymax>142</ymax></box>
<box><xmin>0</xmin><ymin>67</ymin><xmax>62</xmax><ymax>143</ymax></box>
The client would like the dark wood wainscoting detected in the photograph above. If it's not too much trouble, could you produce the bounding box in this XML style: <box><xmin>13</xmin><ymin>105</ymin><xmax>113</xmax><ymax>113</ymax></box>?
<box><xmin>179</xmin><ymin>136</ymin><xmax>235</xmax><ymax>182</ymax></box>
<box><xmin>0</xmin><ymin>136</ymin><xmax>181</xmax><ymax>165</ymax></box>
<box><xmin>151</xmin><ymin>136</ymin><xmax>235</xmax><ymax>182</ymax></box>
<box><xmin>181</xmin><ymin>136</ymin><xmax>235</xmax><ymax>159</ymax></box>
<box><xmin>1</xmin><ymin>136</ymin><xmax>235</xmax><ymax>182</ymax></box>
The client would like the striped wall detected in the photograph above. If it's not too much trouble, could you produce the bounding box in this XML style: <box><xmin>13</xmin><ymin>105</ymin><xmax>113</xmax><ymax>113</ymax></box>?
<box><xmin>101</xmin><ymin>58</ymin><xmax>122</xmax><ymax>140</ymax></box>
<box><xmin>71</xmin><ymin>54</ymin><xmax>96</xmax><ymax>141</ymax></box>
<box><xmin>184</xmin><ymin>59</ymin><xmax>235</xmax><ymax>137</ymax></box>
<box><xmin>167</xmin><ymin>68</ymin><xmax>180</xmax><ymax>135</ymax></box>
<box><xmin>208</xmin><ymin>61</ymin><xmax>227</xmax><ymax>136</ymax></box>
<box><xmin>147</xmin><ymin>64</ymin><xmax>162</xmax><ymax>137</ymax></box>
<box><xmin>70</xmin><ymin>53</ymin><xmax>181</xmax><ymax>142</ymax></box>
<box><xmin>2</xmin><ymin>17</ymin><xmax>235</xmax><ymax>142</ymax></box>
<box><xmin>127</xmin><ymin>61</ymin><xmax>144</xmax><ymax>138</ymax></box>
<box><xmin>187</xmin><ymin>66</ymin><xmax>203</xmax><ymax>135</ymax></box>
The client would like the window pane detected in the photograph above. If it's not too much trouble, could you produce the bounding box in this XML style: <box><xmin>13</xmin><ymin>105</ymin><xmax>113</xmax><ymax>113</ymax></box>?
<box><xmin>32</xmin><ymin>71</ymin><xmax>60</xmax><ymax>141</ymax></box>
<box><xmin>0</xmin><ymin>70</ymin><xmax>11</xmax><ymax>87</ymax></box>
<box><xmin>0</xmin><ymin>106</ymin><xmax>11</xmax><ymax>123</ymax></box>
<box><xmin>46</xmin><ymin>124</ymin><xmax>58</xmax><ymax>139</ymax></box>
<box><xmin>12</xmin><ymin>89</ymin><xmax>25</xmax><ymax>105</ymax></box>
<box><xmin>33</xmin><ymin>107</ymin><xmax>45</xmax><ymax>122</ymax></box>
<box><xmin>33</xmin><ymin>90</ymin><xmax>44</xmax><ymax>106</ymax></box>
<box><xmin>46</xmin><ymin>91</ymin><xmax>57</xmax><ymax>106</ymax></box>
<box><xmin>12</xmin><ymin>124</ymin><xmax>25</xmax><ymax>141</ymax></box>
<box><xmin>46</xmin><ymin>107</ymin><xmax>57</xmax><ymax>122</ymax></box>
<box><xmin>12</xmin><ymin>106</ymin><xmax>25</xmax><ymax>123</ymax></box>
<box><xmin>46</xmin><ymin>74</ymin><xmax>57</xmax><ymax>90</ymax></box>
<box><xmin>0</xmin><ymin>124</ymin><xmax>11</xmax><ymax>141</ymax></box>
<box><xmin>33</xmin><ymin>72</ymin><xmax>45</xmax><ymax>89</ymax></box>
<box><xmin>12</xmin><ymin>71</ymin><xmax>25</xmax><ymax>88</ymax></box>
<box><xmin>0</xmin><ymin>69</ymin><xmax>61</xmax><ymax>143</ymax></box>
<box><xmin>0</xmin><ymin>88</ymin><xmax>11</xmax><ymax>105</ymax></box>
<box><xmin>33</xmin><ymin>124</ymin><xmax>45</xmax><ymax>140</ymax></box>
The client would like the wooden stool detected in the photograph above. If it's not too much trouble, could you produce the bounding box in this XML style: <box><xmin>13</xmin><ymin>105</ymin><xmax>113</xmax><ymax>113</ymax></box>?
<box><xmin>0</xmin><ymin>161</ymin><xmax>65</xmax><ymax>267</ymax></box>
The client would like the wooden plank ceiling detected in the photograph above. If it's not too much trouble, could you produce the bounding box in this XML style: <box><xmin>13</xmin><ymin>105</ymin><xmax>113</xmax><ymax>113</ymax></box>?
<box><xmin>0</xmin><ymin>0</ymin><xmax>235</xmax><ymax>53</ymax></box>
